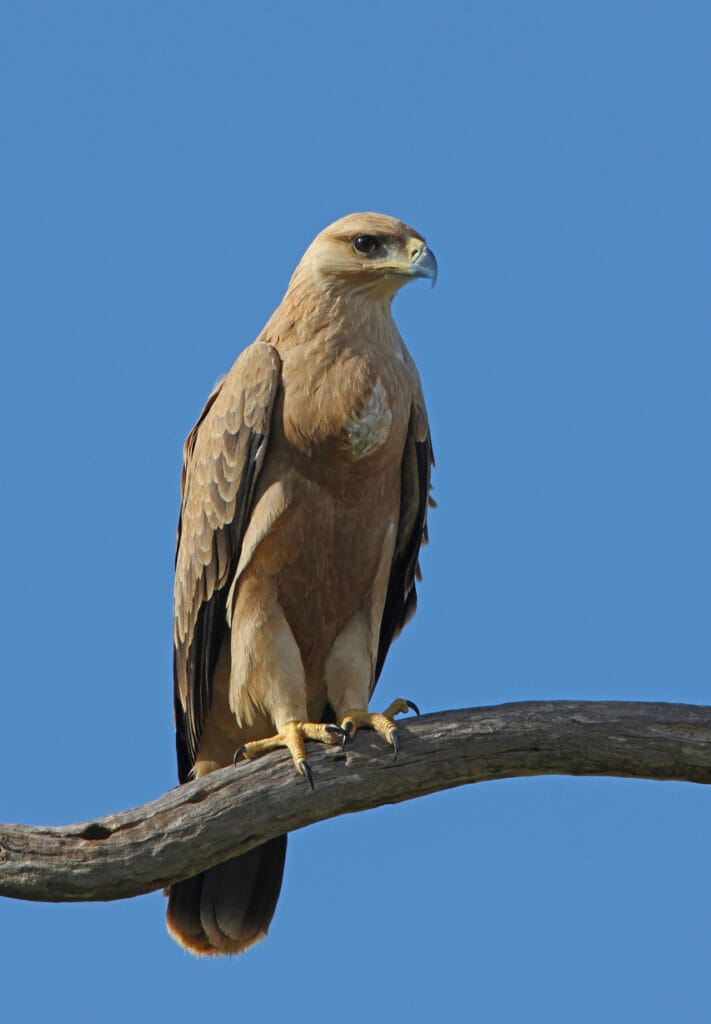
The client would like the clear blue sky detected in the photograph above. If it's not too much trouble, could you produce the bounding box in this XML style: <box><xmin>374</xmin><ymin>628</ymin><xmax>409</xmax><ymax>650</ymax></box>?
<box><xmin>2</xmin><ymin>3</ymin><xmax>710</xmax><ymax>1021</ymax></box>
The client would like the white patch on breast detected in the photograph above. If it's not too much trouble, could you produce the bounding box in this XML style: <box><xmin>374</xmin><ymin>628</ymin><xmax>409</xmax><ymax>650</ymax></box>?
<box><xmin>345</xmin><ymin>378</ymin><xmax>392</xmax><ymax>459</ymax></box>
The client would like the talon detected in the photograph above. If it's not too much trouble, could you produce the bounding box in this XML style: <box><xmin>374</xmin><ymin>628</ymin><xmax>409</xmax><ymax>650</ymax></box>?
<box><xmin>299</xmin><ymin>760</ymin><xmax>315</xmax><ymax>790</ymax></box>
<box><xmin>233</xmin><ymin>746</ymin><xmax>247</xmax><ymax>766</ymax></box>
<box><xmin>325</xmin><ymin>722</ymin><xmax>350</xmax><ymax>750</ymax></box>
<box><xmin>406</xmin><ymin>700</ymin><xmax>421</xmax><ymax>716</ymax></box>
<box><xmin>391</xmin><ymin>729</ymin><xmax>400</xmax><ymax>761</ymax></box>
<box><xmin>325</xmin><ymin>724</ymin><xmax>348</xmax><ymax>741</ymax></box>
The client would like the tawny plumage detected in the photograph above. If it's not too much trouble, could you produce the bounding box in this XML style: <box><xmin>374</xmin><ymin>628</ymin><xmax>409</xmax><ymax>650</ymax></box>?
<box><xmin>167</xmin><ymin>213</ymin><xmax>436</xmax><ymax>956</ymax></box>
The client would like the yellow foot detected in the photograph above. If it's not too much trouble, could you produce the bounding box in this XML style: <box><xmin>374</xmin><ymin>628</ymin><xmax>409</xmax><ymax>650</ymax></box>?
<box><xmin>233</xmin><ymin>721</ymin><xmax>346</xmax><ymax>789</ymax></box>
<box><xmin>340</xmin><ymin>698</ymin><xmax>420</xmax><ymax>760</ymax></box>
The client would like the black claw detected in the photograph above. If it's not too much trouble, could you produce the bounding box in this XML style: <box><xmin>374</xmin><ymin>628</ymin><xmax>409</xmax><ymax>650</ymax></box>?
<box><xmin>341</xmin><ymin>720</ymin><xmax>354</xmax><ymax>749</ymax></box>
<box><xmin>391</xmin><ymin>729</ymin><xmax>400</xmax><ymax>762</ymax></box>
<box><xmin>325</xmin><ymin>724</ymin><xmax>348</xmax><ymax>739</ymax></box>
<box><xmin>299</xmin><ymin>760</ymin><xmax>315</xmax><ymax>790</ymax></box>
<box><xmin>325</xmin><ymin>723</ymin><xmax>349</xmax><ymax>751</ymax></box>
<box><xmin>406</xmin><ymin>700</ymin><xmax>421</xmax><ymax>716</ymax></box>
<box><xmin>233</xmin><ymin>746</ymin><xmax>246</xmax><ymax>766</ymax></box>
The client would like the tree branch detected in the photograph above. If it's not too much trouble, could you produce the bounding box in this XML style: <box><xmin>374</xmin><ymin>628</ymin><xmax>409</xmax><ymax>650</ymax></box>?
<box><xmin>2</xmin><ymin>701</ymin><xmax>710</xmax><ymax>904</ymax></box>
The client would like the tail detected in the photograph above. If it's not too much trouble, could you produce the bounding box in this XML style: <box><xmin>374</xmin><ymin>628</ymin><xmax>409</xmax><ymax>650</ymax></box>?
<box><xmin>166</xmin><ymin>835</ymin><xmax>287</xmax><ymax>956</ymax></box>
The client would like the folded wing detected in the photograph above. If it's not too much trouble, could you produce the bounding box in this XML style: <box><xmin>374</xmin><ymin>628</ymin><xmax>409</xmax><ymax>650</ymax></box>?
<box><xmin>173</xmin><ymin>342</ymin><xmax>282</xmax><ymax>781</ymax></box>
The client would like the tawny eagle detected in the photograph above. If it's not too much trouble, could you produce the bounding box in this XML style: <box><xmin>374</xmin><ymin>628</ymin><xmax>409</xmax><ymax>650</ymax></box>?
<box><xmin>167</xmin><ymin>213</ymin><xmax>436</xmax><ymax>955</ymax></box>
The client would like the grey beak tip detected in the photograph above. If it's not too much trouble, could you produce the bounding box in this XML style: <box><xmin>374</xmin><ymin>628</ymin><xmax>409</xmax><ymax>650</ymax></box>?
<box><xmin>413</xmin><ymin>246</ymin><xmax>438</xmax><ymax>288</ymax></box>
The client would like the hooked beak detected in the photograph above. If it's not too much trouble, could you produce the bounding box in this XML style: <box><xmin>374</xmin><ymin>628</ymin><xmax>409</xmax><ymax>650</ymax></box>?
<box><xmin>408</xmin><ymin>241</ymin><xmax>438</xmax><ymax>288</ymax></box>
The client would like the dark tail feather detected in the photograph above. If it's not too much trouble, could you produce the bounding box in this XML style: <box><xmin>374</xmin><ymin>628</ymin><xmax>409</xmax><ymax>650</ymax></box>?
<box><xmin>166</xmin><ymin>835</ymin><xmax>287</xmax><ymax>956</ymax></box>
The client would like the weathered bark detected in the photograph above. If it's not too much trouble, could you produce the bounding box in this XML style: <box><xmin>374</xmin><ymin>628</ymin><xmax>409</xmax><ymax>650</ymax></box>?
<box><xmin>2</xmin><ymin>701</ymin><xmax>710</xmax><ymax>903</ymax></box>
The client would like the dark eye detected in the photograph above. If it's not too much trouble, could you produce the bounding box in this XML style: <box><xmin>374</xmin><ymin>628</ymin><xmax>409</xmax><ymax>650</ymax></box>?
<box><xmin>352</xmin><ymin>234</ymin><xmax>380</xmax><ymax>256</ymax></box>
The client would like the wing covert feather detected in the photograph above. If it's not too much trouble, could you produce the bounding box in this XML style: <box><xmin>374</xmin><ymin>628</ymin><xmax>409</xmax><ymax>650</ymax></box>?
<box><xmin>173</xmin><ymin>342</ymin><xmax>281</xmax><ymax>779</ymax></box>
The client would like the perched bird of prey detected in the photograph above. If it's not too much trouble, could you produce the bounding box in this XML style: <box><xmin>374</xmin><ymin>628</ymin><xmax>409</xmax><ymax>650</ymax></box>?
<box><xmin>166</xmin><ymin>212</ymin><xmax>436</xmax><ymax>956</ymax></box>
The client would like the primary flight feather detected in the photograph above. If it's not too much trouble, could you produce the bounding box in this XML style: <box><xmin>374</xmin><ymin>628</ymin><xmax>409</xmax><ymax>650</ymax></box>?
<box><xmin>167</xmin><ymin>212</ymin><xmax>436</xmax><ymax>956</ymax></box>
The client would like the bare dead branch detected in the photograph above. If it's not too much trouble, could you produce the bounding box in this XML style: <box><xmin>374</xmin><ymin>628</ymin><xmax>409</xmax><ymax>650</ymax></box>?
<box><xmin>2</xmin><ymin>701</ymin><xmax>710</xmax><ymax>903</ymax></box>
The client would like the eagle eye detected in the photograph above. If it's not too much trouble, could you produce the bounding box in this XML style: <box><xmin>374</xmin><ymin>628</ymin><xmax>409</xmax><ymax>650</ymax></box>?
<box><xmin>352</xmin><ymin>234</ymin><xmax>381</xmax><ymax>256</ymax></box>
